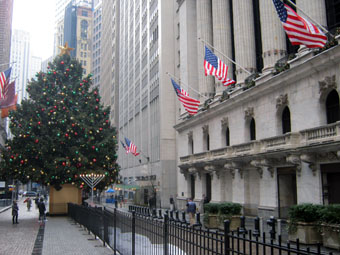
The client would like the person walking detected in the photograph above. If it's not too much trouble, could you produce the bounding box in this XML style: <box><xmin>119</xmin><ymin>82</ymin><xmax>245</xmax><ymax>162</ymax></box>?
<box><xmin>12</xmin><ymin>201</ymin><xmax>19</xmax><ymax>224</ymax></box>
<box><xmin>186</xmin><ymin>198</ymin><xmax>196</xmax><ymax>226</ymax></box>
<box><xmin>38</xmin><ymin>198</ymin><xmax>46</xmax><ymax>222</ymax></box>
<box><xmin>26</xmin><ymin>197</ymin><xmax>32</xmax><ymax>211</ymax></box>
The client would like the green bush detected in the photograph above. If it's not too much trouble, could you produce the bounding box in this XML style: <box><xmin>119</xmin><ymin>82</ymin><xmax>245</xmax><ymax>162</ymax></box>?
<box><xmin>319</xmin><ymin>204</ymin><xmax>340</xmax><ymax>224</ymax></box>
<box><xmin>204</xmin><ymin>203</ymin><xmax>219</xmax><ymax>214</ymax></box>
<box><xmin>219</xmin><ymin>202</ymin><xmax>242</xmax><ymax>215</ymax></box>
<box><xmin>288</xmin><ymin>203</ymin><xmax>323</xmax><ymax>223</ymax></box>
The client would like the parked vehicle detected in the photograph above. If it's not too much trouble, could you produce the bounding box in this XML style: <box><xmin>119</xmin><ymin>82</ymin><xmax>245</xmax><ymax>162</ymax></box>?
<box><xmin>24</xmin><ymin>191</ymin><xmax>37</xmax><ymax>197</ymax></box>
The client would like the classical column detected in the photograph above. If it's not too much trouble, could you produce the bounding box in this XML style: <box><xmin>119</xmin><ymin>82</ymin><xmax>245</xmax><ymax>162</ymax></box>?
<box><xmin>197</xmin><ymin>0</ymin><xmax>215</xmax><ymax>100</ymax></box>
<box><xmin>212</xmin><ymin>0</ymin><xmax>233</xmax><ymax>94</ymax></box>
<box><xmin>296</xmin><ymin>0</ymin><xmax>327</xmax><ymax>54</ymax></box>
<box><xmin>232</xmin><ymin>0</ymin><xmax>257</xmax><ymax>83</ymax></box>
<box><xmin>259</xmin><ymin>0</ymin><xmax>287</xmax><ymax>73</ymax></box>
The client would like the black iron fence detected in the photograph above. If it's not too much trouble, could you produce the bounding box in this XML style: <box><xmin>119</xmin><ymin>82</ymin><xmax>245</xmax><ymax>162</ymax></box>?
<box><xmin>68</xmin><ymin>203</ymin><xmax>336</xmax><ymax>255</ymax></box>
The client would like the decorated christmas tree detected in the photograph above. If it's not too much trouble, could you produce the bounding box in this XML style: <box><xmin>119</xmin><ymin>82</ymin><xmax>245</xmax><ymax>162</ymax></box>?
<box><xmin>0</xmin><ymin>48</ymin><xmax>119</xmax><ymax>191</ymax></box>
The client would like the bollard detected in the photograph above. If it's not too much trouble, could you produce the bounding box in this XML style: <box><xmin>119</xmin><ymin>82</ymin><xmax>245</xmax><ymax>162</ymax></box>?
<box><xmin>239</xmin><ymin>216</ymin><xmax>247</xmax><ymax>234</ymax></box>
<box><xmin>181</xmin><ymin>211</ymin><xmax>187</xmax><ymax>224</ymax></box>
<box><xmin>266</xmin><ymin>216</ymin><xmax>276</xmax><ymax>240</ymax></box>
<box><xmin>169</xmin><ymin>210</ymin><xmax>174</xmax><ymax>221</ymax></box>
<box><xmin>194</xmin><ymin>212</ymin><xmax>202</xmax><ymax>227</ymax></box>
<box><xmin>253</xmin><ymin>217</ymin><xmax>260</xmax><ymax>237</ymax></box>
<box><xmin>175</xmin><ymin>211</ymin><xmax>180</xmax><ymax>222</ymax></box>
<box><xmin>158</xmin><ymin>209</ymin><xmax>163</xmax><ymax>219</ymax></box>
<box><xmin>152</xmin><ymin>208</ymin><xmax>157</xmax><ymax>218</ymax></box>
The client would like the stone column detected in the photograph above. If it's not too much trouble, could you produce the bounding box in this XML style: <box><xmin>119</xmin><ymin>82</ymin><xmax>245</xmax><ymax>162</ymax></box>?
<box><xmin>212</xmin><ymin>0</ymin><xmax>233</xmax><ymax>94</ymax></box>
<box><xmin>296</xmin><ymin>0</ymin><xmax>327</xmax><ymax>54</ymax></box>
<box><xmin>197</xmin><ymin>0</ymin><xmax>215</xmax><ymax>100</ymax></box>
<box><xmin>259</xmin><ymin>0</ymin><xmax>287</xmax><ymax>73</ymax></box>
<box><xmin>232</xmin><ymin>0</ymin><xmax>257</xmax><ymax>83</ymax></box>
<box><xmin>210</xmin><ymin>170</ymin><xmax>225</xmax><ymax>202</ymax></box>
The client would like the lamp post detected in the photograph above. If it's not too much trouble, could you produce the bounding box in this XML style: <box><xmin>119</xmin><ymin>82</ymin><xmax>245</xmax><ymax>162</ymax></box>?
<box><xmin>79</xmin><ymin>173</ymin><xmax>105</xmax><ymax>205</ymax></box>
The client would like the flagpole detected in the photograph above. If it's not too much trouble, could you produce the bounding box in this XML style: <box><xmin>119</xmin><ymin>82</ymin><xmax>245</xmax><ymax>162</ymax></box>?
<box><xmin>198</xmin><ymin>37</ymin><xmax>252</xmax><ymax>75</ymax></box>
<box><xmin>166</xmin><ymin>72</ymin><xmax>208</xmax><ymax>100</ymax></box>
<box><xmin>285</xmin><ymin>0</ymin><xmax>333</xmax><ymax>37</ymax></box>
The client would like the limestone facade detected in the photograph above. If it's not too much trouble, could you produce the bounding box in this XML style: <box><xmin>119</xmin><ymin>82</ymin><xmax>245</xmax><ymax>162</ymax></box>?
<box><xmin>174</xmin><ymin>0</ymin><xmax>340</xmax><ymax>218</ymax></box>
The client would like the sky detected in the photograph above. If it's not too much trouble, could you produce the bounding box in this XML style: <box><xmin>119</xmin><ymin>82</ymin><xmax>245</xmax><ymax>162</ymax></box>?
<box><xmin>12</xmin><ymin>0</ymin><xmax>56</xmax><ymax>60</ymax></box>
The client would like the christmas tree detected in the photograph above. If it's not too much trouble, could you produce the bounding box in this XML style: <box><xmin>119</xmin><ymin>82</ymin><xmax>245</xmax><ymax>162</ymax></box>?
<box><xmin>0</xmin><ymin>50</ymin><xmax>119</xmax><ymax>190</ymax></box>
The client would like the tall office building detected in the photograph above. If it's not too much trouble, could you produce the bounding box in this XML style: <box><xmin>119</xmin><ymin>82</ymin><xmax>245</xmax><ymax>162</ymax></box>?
<box><xmin>64</xmin><ymin>1</ymin><xmax>93</xmax><ymax>76</ymax></box>
<box><xmin>110</xmin><ymin>0</ymin><xmax>177</xmax><ymax>206</ymax></box>
<box><xmin>29</xmin><ymin>56</ymin><xmax>42</xmax><ymax>81</ymax></box>
<box><xmin>0</xmin><ymin>0</ymin><xmax>13</xmax><ymax>145</ymax></box>
<box><xmin>91</xmin><ymin>0</ymin><xmax>102</xmax><ymax>89</ymax></box>
<box><xmin>10</xmin><ymin>29</ymin><xmax>30</xmax><ymax>103</ymax></box>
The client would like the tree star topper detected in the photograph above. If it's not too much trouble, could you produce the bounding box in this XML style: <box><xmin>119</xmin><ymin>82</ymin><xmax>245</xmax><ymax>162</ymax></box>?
<box><xmin>58</xmin><ymin>42</ymin><xmax>74</xmax><ymax>56</ymax></box>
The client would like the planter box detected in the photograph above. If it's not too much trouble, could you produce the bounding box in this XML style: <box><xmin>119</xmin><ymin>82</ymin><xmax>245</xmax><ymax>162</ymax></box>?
<box><xmin>321</xmin><ymin>224</ymin><xmax>340</xmax><ymax>250</ymax></box>
<box><xmin>288</xmin><ymin>222</ymin><xmax>322</xmax><ymax>244</ymax></box>
<box><xmin>49</xmin><ymin>184</ymin><xmax>81</xmax><ymax>215</ymax></box>
<box><xmin>204</xmin><ymin>214</ymin><xmax>219</xmax><ymax>229</ymax></box>
<box><xmin>218</xmin><ymin>215</ymin><xmax>241</xmax><ymax>231</ymax></box>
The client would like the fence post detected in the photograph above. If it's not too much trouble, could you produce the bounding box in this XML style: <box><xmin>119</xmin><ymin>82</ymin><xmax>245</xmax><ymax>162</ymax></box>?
<box><xmin>239</xmin><ymin>216</ymin><xmax>247</xmax><ymax>234</ymax></box>
<box><xmin>224</xmin><ymin>220</ymin><xmax>230</xmax><ymax>255</ymax></box>
<box><xmin>114</xmin><ymin>208</ymin><xmax>117</xmax><ymax>255</ymax></box>
<box><xmin>103</xmin><ymin>207</ymin><xmax>106</xmax><ymax>247</ymax></box>
<box><xmin>163</xmin><ymin>214</ymin><xmax>169</xmax><ymax>255</ymax></box>
<box><xmin>132</xmin><ymin>211</ymin><xmax>136</xmax><ymax>255</ymax></box>
<box><xmin>266</xmin><ymin>216</ymin><xmax>276</xmax><ymax>240</ymax></box>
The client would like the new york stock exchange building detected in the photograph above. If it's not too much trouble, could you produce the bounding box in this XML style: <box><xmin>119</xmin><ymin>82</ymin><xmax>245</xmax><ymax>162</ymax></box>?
<box><xmin>173</xmin><ymin>0</ymin><xmax>340</xmax><ymax>219</ymax></box>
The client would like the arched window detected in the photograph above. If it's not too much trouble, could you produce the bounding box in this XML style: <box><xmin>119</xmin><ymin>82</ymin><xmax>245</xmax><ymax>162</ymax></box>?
<box><xmin>81</xmin><ymin>20</ymin><xmax>88</xmax><ymax>39</ymax></box>
<box><xmin>326</xmin><ymin>90</ymin><xmax>340</xmax><ymax>124</ymax></box>
<box><xmin>282</xmin><ymin>106</ymin><xmax>291</xmax><ymax>134</ymax></box>
<box><xmin>226</xmin><ymin>127</ymin><xmax>230</xmax><ymax>146</ymax></box>
<box><xmin>250</xmin><ymin>118</ymin><xmax>256</xmax><ymax>141</ymax></box>
<box><xmin>206</xmin><ymin>134</ymin><xmax>210</xmax><ymax>151</ymax></box>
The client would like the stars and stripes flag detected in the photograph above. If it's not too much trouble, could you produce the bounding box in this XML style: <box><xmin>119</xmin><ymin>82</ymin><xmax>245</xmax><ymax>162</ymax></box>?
<box><xmin>171</xmin><ymin>79</ymin><xmax>200</xmax><ymax>115</ymax></box>
<box><xmin>204</xmin><ymin>46</ymin><xmax>236</xmax><ymax>86</ymax></box>
<box><xmin>124</xmin><ymin>137</ymin><xmax>140</xmax><ymax>156</ymax></box>
<box><xmin>272</xmin><ymin>0</ymin><xmax>327</xmax><ymax>48</ymax></box>
<box><xmin>0</xmin><ymin>67</ymin><xmax>12</xmax><ymax>99</ymax></box>
<box><xmin>0</xmin><ymin>81</ymin><xmax>16</xmax><ymax>109</ymax></box>
<box><xmin>120</xmin><ymin>140</ymin><xmax>129</xmax><ymax>154</ymax></box>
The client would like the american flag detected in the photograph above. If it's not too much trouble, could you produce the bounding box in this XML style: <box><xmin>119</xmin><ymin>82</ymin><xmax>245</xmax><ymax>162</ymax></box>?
<box><xmin>171</xmin><ymin>79</ymin><xmax>200</xmax><ymax>115</ymax></box>
<box><xmin>0</xmin><ymin>68</ymin><xmax>12</xmax><ymax>99</ymax></box>
<box><xmin>204</xmin><ymin>46</ymin><xmax>236</xmax><ymax>86</ymax></box>
<box><xmin>272</xmin><ymin>0</ymin><xmax>327</xmax><ymax>48</ymax></box>
<box><xmin>120</xmin><ymin>140</ymin><xmax>129</xmax><ymax>154</ymax></box>
<box><xmin>0</xmin><ymin>81</ymin><xmax>16</xmax><ymax>109</ymax></box>
<box><xmin>124</xmin><ymin>137</ymin><xmax>140</xmax><ymax>156</ymax></box>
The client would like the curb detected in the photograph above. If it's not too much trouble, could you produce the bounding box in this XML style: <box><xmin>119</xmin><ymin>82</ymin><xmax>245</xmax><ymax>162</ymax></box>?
<box><xmin>0</xmin><ymin>205</ymin><xmax>11</xmax><ymax>213</ymax></box>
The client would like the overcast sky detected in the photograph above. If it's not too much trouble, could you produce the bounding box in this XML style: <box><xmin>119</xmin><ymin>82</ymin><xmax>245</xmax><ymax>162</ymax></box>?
<box><xmin>12</xmin><ymin>0</ymin><xmax>56</xmax><ymax>60</ymax></box>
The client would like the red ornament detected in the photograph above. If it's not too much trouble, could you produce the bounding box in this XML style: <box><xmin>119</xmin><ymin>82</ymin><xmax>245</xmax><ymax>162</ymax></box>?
<box><xmin>92</xmin><ymin>146</ymin><xmax>95</xmax><ymax>150</ymax></box>
<box><xmin>54</xmin><ymin>71</ymin><xmax>56</xmax><ymax>75</ymax></box>
<box><xmin>65</xmin><ymin>133</ymin><xmax>69</xmax><ymax>137</ymax></box>
<box><xmin>96</xmin><ymin>99</ymin><xmax>99</xmax><ymax>102</ymax></box>
<box><xmin>61</xmin><ymin>61</ymin><xmax>64</xmax><ymax>64</ymax></box>
<box><xmin>66</xmin><ymin>68</ymin><xmax>70</xmax><ymax>72</ymax></box>
<box><xmin>35</xmin><ymin>139</ymin><xmax>39</xmax><ymax>143</ymax></box>
<box><xmin>94</xmin><ymin>91</ymin><xmax>98</xmax><ymax>95</ymax></box>
<box><xmin>93</xmin><ymin>158</ymin><xmax>97</xmax><ymax>162</ymax></box>
<box><xmin>54</xmin><ymin>105</ymin><xmax>57</xmax><ymax>109</ymax></box>
<box><xmin>72</xmin><ymin>123</ymin><xmax>75</xmax><ymax>127</ymax></box>
<box><xmin>80</xmin><ymin>83</ymin><xmax>83</xmax><ymax>86</ymax></box>
<box><xmin>99</xmin><ymin>128</ymin><xmax>103</xmax><ymax>131</ymax></box>
<box><xmin>74</xmin><ymin>132</ymin><xmax>78</xmax><ymax>136</ymax></box>
<box><xmin>95</xmin><ymin>106</ymin><xmax>98</xmax><ymax>110</ymax></box>
<box><xmin>62</xmin><ymin>162</ymin><xmax>66</xmax><ymax>166</ymax></box>
<box><xmin>38</xmin><ymin>121</ymin><xmax>41</xmax><ymax>125</ymax></box>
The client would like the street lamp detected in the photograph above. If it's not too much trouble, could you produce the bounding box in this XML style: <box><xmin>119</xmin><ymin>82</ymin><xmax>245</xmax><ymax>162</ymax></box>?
<box><xmin>79</xmin><ymin>173</ymin><xmax>105</xmax><ymax>205</ymax></box>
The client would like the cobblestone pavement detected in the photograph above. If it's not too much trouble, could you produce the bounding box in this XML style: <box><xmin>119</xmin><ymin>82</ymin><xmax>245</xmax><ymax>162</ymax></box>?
<box><xmin>0</xmin><ymin>198</ymin><xmax>114</xmax><ymax>255</ymax></box>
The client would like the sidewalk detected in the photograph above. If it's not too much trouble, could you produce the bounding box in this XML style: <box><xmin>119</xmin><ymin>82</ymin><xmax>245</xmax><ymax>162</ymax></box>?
<box><xmin>0</xmin><ymin>198</ymin><xmax>113</xmax><ymax>255</ymax></box>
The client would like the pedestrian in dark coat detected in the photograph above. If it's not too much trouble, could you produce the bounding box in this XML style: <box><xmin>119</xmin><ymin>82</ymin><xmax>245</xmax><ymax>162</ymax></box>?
<box><xmin>38</xmin><ymin>198</ymin><xmax>46</xmax><ymax>222</ymax></box>
<box><xmin>12</xmin><ymin>201</ymin><xmax>19</xmax><ymax>224</ymax></box>
<box><xmin>186</xmin><ymin>198</ymin><xmax>196</xmax><ymax>226</ymax></box>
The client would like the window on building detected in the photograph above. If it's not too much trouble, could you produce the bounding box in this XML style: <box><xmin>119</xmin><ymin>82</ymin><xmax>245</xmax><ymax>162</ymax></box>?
<box><xmin>225</xmin><ymin>127</ymin><xmax>230</xmax><ymax>146</ymax></box>
<box><xmin>282</xmin><ymin>106</ymin><xmax>291</xmax><ymax>134</ymax></box>
<box><xmin>326</xmin><ymin>0</ymin><xmax>340</xmax><ymax>33</ymax></box>
<box><xmin>326</xmin><ymin>89</ymin><xmax>340</xmax><ymax>124</ymax></box>
<box><xmin>188</xmin><ymin>134</ymin><xmax>194</xmax><ymax>154</ymax></box>
<box><xmin>250</xmin><ymin>118</ymin><xmax>256</xmax><ymax>141</ymax></box>
<box><xmin>82</xmin><ymin>10</ymin><xmax>88</xmax><ymax>17</ymax></box>
<box><xmin>81</xmin><ymin>20</ymin><xmax>88</xmax><ymax>39</ymax></box>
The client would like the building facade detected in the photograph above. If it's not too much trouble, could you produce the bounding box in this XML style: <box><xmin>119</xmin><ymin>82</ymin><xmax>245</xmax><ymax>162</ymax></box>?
<box><xmin>174</xmin><ymin>0</ymin><xmax>340</xmax><ymax>219</ymax></box>
<box><xmin>91</xmin><ymin>0</ymin><xmax>102</xmax><ymax>89</ymax></box>
<box><xmin>115</xmin><ymin>0</ymin><xmax>177</xmax><ymax>206</ymax></box>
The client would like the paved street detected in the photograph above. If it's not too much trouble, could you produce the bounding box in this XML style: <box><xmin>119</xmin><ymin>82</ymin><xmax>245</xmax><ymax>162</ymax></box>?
<box><xmin>0</xmin><ymin>198</ymin><xmax>113</xmax><ymax>255</ymax></box>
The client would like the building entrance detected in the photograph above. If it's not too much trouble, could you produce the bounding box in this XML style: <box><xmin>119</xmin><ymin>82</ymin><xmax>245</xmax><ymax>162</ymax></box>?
<box><xmin>277</xmin><ymin>167</ymin><xmax>297</xmax><ymax>219</ymax></box>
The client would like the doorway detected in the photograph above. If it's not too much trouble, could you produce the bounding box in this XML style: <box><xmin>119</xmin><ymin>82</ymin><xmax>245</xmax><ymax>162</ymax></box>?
<box><xmin>277</xmin><ymin>167</ymin><xmax>297</xmax><ymax>219</ymax></box>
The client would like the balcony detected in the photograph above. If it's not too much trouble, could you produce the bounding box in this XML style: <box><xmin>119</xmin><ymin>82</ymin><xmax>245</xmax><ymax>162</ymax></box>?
<box><xmin>179</xmin><ymin>122</ymin><xmax>340</xmax><ymax>167</ymax></box>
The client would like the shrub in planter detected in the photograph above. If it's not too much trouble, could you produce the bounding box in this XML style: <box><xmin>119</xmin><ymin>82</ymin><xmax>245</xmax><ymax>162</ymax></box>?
<box><xmin>319</xmin><ymin>204</ymin><xmax>340</xmax><ymax>250</ymax></box>
<box><xmin>288</xmin><ymin>203</ymin><xmax>323</xmax><ymax>244</ymax></box>
<box><xmin>203</xmin><ymin>203</ymin><xmax>220</xmax><ymax>229</ymax></box>
<box><xmin>218</xmin><ymin>202</ymin><xmax>242</xmax><ymax>231</ymax></box>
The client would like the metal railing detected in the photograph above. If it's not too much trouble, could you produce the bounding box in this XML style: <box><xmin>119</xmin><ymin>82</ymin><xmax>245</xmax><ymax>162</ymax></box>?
<box><xmin>68</xmin><ymin>203</ymin><xmax>335</xmax><ymax>255</ymax></box>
